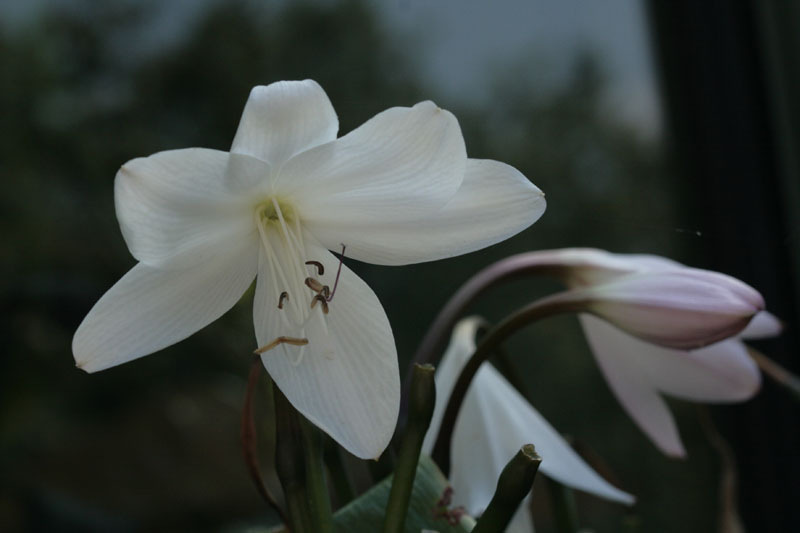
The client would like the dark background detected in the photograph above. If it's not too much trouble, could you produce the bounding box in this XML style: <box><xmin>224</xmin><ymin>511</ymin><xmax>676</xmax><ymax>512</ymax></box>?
<box><xmin>1</xmin><ymin>0</ymin><xmax>797</xmax><ymax>531</ymax></box>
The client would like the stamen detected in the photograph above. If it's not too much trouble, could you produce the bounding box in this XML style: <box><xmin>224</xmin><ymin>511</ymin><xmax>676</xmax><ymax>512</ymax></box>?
<box><xmin>305</xmin><ymin>260</ymin><xmax>324</xmax><ymax>276</ymax></box>
<box><xmin>310</xmin><ymin>294</ymin><xmax>329</xmax><ymax>314</ymax></box>
<box><xmin>305</xmin><ymin>277</ymin><xmax>325</xmax><ymax>293</ymax></box>
<box><xmin>327</xmin><ymin>243</ymin><xmax>346</xmax><ymax>302</ymax></box>
<box><xmin>256</xmin><ymin>218</ymin><xmax>301</xmax><ymax>321</ymax></box>
<box><xmin>254</xmin><ymin>336</ymin><xmax>309</xmax><ymax>355</ymax></box>
<box><xmin>277</xmin><ymin>292</ymin><xmax>289</xmax><ymax>309</ymax></box>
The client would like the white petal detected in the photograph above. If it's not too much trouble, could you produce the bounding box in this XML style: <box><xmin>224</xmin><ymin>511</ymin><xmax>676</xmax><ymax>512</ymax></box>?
<box><xmin>73</xmin><ymin>240</ymin><xmax>258</xmax><ymax>373</ymax></box>
<box><xmin>740</xmin><ymin>310</ymin><xmax>783</xmax><ymax>339</ymax></box>
<box><xmin>426</xmin><ymin>317</ymin><xmax>634</xmax><ymax>512</ymax></box>
<box><xmin>506</xmin><ymin>506</ymin><xmax>535</xmax><ymax>533</ymax></box>
<box><xmin>279</xmin><ymin>101</ymin><xmax>467</xmax><ymax>233</ymax></box>
<box><xmin>656</xmin><ymin>341</ymin><xmax>761</xmax><ymax>402</ymax></box>
<box><xmin>254</xmin><ymin>235</ymin><xmax>399</xmax><ymax>459</ymax></box>
<box><xmin>115</xmin><ymin>148</ymin><xmax>255</xmax><ymax>268</ymax></box>
<box><xmin>581</xmin><ymin>314</ymin><xmax>760</xmax><ymax>403</ymax></box>
<box><xmin>580</xmin><ymin>315</ymin><xmax>686</xmax><ymax>457</ymax></box>
<box><xmin>231</xmin><ymin>80</ymin><xmax>338</xmax><ymax>167</ymax></box>
<box><xmin>301</xmin><ymin>159</ymin><xmax>545</xmax><ymax>265</ymax></box>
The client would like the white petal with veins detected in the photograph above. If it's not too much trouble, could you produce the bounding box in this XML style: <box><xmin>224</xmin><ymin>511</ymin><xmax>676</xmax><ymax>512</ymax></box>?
<box><xmin>73</xmin><ymin>240</ymin><xmax>258</xmax><ymax>373</ymax></box>
<box><xmin>115</xmin><ymin>148</ymin><xmax>255</xmax><ymax>268</ymax></box>
<box><xmin>303</xmin><ymin>159</ymin><xmax>545</xmax><ymax>265</ymax></box>
<box><xmin>281</xmin><ymin>102</ymin><xmax>467</xmax><ymax>237</ymax></box>
<box><xmin>231</xmin><ymin>80</ymin><xmax>338</xmax><ymax>167</ymax></box>
<box><xmin>254</xmin><ymin>232</ymin><xmax>399</xmax><ymax>459</ymax></box>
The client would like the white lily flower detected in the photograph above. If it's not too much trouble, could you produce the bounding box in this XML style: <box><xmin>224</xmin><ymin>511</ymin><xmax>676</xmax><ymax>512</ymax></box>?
<box><xmin>423</xmin><ymin>317</ymin><xmax>634</xmax><ymax>532</ymax></box>
<box><xmin>526</xmin><ymin>249</ymin><xmax>779</xmax><ymax>457</ymax></box>
<box><xmin>72</xmin><ymin>80</ymin><xmax>546</xmax><ymax>459</ymax></box>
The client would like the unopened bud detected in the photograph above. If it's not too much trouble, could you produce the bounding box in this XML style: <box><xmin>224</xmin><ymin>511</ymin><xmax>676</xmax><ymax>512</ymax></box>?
<box><xmin>555</xmin><ymin>270</ymin><xmax>764</xmax><ymax>350</ymax></box>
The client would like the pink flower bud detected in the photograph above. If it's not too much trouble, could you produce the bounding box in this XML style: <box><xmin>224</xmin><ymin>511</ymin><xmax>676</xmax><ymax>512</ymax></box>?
<box><xmin>554</xmin><ymin>269</ymin><xmax>764</xmax><ymax>350</ymax></box>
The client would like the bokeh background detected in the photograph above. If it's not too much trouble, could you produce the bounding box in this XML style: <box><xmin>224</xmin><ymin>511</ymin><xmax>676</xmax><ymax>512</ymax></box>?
<box><xmin>1</xmin><ymin>0</ymin><xmax>798</xmax><ymax>531</ymax></box>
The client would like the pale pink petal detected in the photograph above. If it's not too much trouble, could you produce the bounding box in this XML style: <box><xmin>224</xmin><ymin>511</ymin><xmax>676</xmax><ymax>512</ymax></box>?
<box><xmin>580</xmin><ymin>314</ymin><xmax>687</xmax><ymax>457</ymax></box>
<box><xmin>740</xmin><ymin>310</ymin><xmax>783</xmax><ymax>340</ymax></box>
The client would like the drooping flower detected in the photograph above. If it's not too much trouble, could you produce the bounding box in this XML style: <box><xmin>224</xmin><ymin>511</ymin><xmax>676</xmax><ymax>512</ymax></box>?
<box><xmin>72</xmin><ymin>80</ymin><xmax>546</xmax><ymax>459</ymax></box>
<box><xmin>520</xmin><ymin>249</ymin><xmax>778</xmax><ymax>456</ymax></box>
<box><xmin>423</xmin><ymin>317</ymin><xmax>634</xmax><ymax>531</ymax></box>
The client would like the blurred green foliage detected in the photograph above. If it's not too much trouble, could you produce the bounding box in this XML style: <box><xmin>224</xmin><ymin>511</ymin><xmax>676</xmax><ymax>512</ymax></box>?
<box><xmin>1</xmin><ymin>1</ymin><xmax>724</xmax><ymax>531</ymax></box>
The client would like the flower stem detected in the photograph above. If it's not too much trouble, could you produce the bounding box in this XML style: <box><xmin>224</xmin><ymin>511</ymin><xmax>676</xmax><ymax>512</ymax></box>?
<box><xmin>240</xmin><ymin>359</ymin><xmax>289</xmax><ymax>524</ymax></box>
<box><xmin>382</xmin><ymin>364</ymin><xmax>437</xmax><ymax>533</ymax></box>
<box><xmin>401</xmin><ymin>255</ymin><xmax>564</xmax><ymax>424</ymax></box>
<box><xmin>323</xmin><ymin>438</ymin><xmax>355</xmax><ymax>506</ymax></box>
<box><xmin>299</xmin><ymin>416</ymin><xmax>334</xmax><ymax>533</ymax></box>
<box><xmin>471</xmin><ymin>444</ymin><xmax>542</xmax><ymax>533</ymax></box>
<box><xmin>431</xmin><ymin>296</ymin><xmax>582</xmax><ymax>474</ymax></box>
<box><xmin>274</xmin><ymin>388</ymin><xmax>311</xmax><ymax>533</ymax></box>
<box><xmin>547</xmin><ymin>478</ymin><xmax>580</xmax><ymax>533</ymax></box>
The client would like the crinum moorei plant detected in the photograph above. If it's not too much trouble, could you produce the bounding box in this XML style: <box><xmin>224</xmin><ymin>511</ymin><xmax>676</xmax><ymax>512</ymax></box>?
<box><xmin>72</xmin><ymin>80</ymin><xmax>546</xmax><ymax>459</ymax></box>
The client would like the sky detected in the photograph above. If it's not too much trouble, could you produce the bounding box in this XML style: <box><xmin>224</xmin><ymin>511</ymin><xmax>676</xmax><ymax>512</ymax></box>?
<box><xmin>1</xmin><ymin>0</ymin><xmax>662</xmax><ymax>135</ymax></box>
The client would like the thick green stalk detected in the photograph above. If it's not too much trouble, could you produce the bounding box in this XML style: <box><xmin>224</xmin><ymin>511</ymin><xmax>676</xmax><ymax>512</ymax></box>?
<box><xmin>547</xmin><ymin>478</ymin><xmax>580</xmax><ymax>533</ymax></box>
<box><xmin>274</xmin><ymin>389</ymin><xmax>311</xmax><ymax>533</ymax></box>
<box><xmin>299</xmin><ymin>416</ymin><xmax>334</xmax><ymax>533</ymax></box>
<box><xmin>471</xmin><ymin>444</ymin><xmax>542</xmax><ymax>533</ymax></box>
<box><xmin>382</xmin><ymin>364</ymin><xmax>437</xmax><ymax>533</ymax></box>
<box><xmin>323</xmin><ymin>438</ymin><xmax>355</xmax><ymax>506</ymax></box>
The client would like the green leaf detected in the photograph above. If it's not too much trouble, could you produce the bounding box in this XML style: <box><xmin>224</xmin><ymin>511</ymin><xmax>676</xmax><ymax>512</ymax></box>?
<box><xmin>334</xmin><ymin>454</ymin><xmax>474</xmax><ymax>533</ymax></box>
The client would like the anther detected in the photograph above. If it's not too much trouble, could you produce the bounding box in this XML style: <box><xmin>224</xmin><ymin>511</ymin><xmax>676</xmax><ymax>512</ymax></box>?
<box><xmin>305</xmin><ymin>277</ymin><xmax>325</xmax><ymax>293</ymax></box>
<box><xmin>254</xmin><ymin>336</ymin><xmax>309</xmax><ymax>354</ymax></box>
<box><xmin>310</xmin><ymin>294</ymin><xmax>329</xmax><ymax>314</ymax></box>
<box><xmin>277</xmin><ymin>292</ymin><xmax>289</xmax><ymax>309</ymax></box>
<box><xmin>305</xmin><ymin>261</ymin><xmax>324</xmax><ymax>276</ymax></box>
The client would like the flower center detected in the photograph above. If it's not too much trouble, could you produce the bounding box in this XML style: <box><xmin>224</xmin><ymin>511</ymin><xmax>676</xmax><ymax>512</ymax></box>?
<box><xmin>253</xmin><ymin>197</ymin><xmax>335</xmax><ymax>365</ymax></box>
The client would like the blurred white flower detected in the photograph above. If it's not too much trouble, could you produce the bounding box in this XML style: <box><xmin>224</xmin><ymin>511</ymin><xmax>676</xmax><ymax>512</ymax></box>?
<box><xmin>72</xmin><ymin>80</ymin><xmax>546</xmax><ymax>459</ymax></box>
<box><xmin>423</xmin><ymin>317</ymin><xmax>634</xmax><ymax>532</ymax></box>
<box><xmin>525</xmin><ymin>249</ymin><xmax>778</xmax><ymax>457</ymax></box>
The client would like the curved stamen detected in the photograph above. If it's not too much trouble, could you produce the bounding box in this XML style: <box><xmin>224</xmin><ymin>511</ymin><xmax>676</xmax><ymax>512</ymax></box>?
<box><xmin>254</xmin><ymin>336</ymin><xmax>309</xmax><ymax>354</ymax></box>
<box><xmin>310</xmin><ymin>294</ymin><xmax>329</xmax><ymax>314</ymax></box>
<box><xmin>277</xmin><ymin>292</ymin><xmax>289</xmax><ymax>309</ymax></box>
<box><xmin>305</xmin><ymin>277</ymin><xmax>325</xmax><ymax>293</ymax></box>
<box><xmin>305</xmin><ymin>260</ymin><xmax>324</xmax><ymax>276</ymax></box>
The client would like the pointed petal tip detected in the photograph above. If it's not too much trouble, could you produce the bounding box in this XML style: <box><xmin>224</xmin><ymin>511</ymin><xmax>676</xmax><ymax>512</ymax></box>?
<box><xmin>663</xmin><ymin>442</ymin><xmax>688</xmax><ymax>460</ymax></box>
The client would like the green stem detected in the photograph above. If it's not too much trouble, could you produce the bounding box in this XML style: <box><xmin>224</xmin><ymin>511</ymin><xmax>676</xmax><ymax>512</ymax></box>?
<box><xmin>547</xmin><ymin>478</ymin><xmax>580</xmax><ymax>533</ymax></box>
<box><xmin>472</xmin><ymin>444</ymin><xmax>542</xmax><ymax>533</ymax></box>
<box><xmin>274</xmin><ymin>388</ymin><xmax>311</xmax><ymax>533</ymax></box>
<box><xmin>382</xmin><ymin>364</ymin><xmax>437</xmax><ymax>533</ymax></box>
<box><xmin>431</xmin><ymin>295</ymin><xmax>583</xmax><ymax>474</ymax></box>
<box><xmin>323</xmin><ymin>438</ymin><xmax>355</xmax><ymax>506</ymax></box>
<box><xmin>300</xmin><ymin>416</ymin><xmax>334</xmax><ymax>533</ymax></box>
